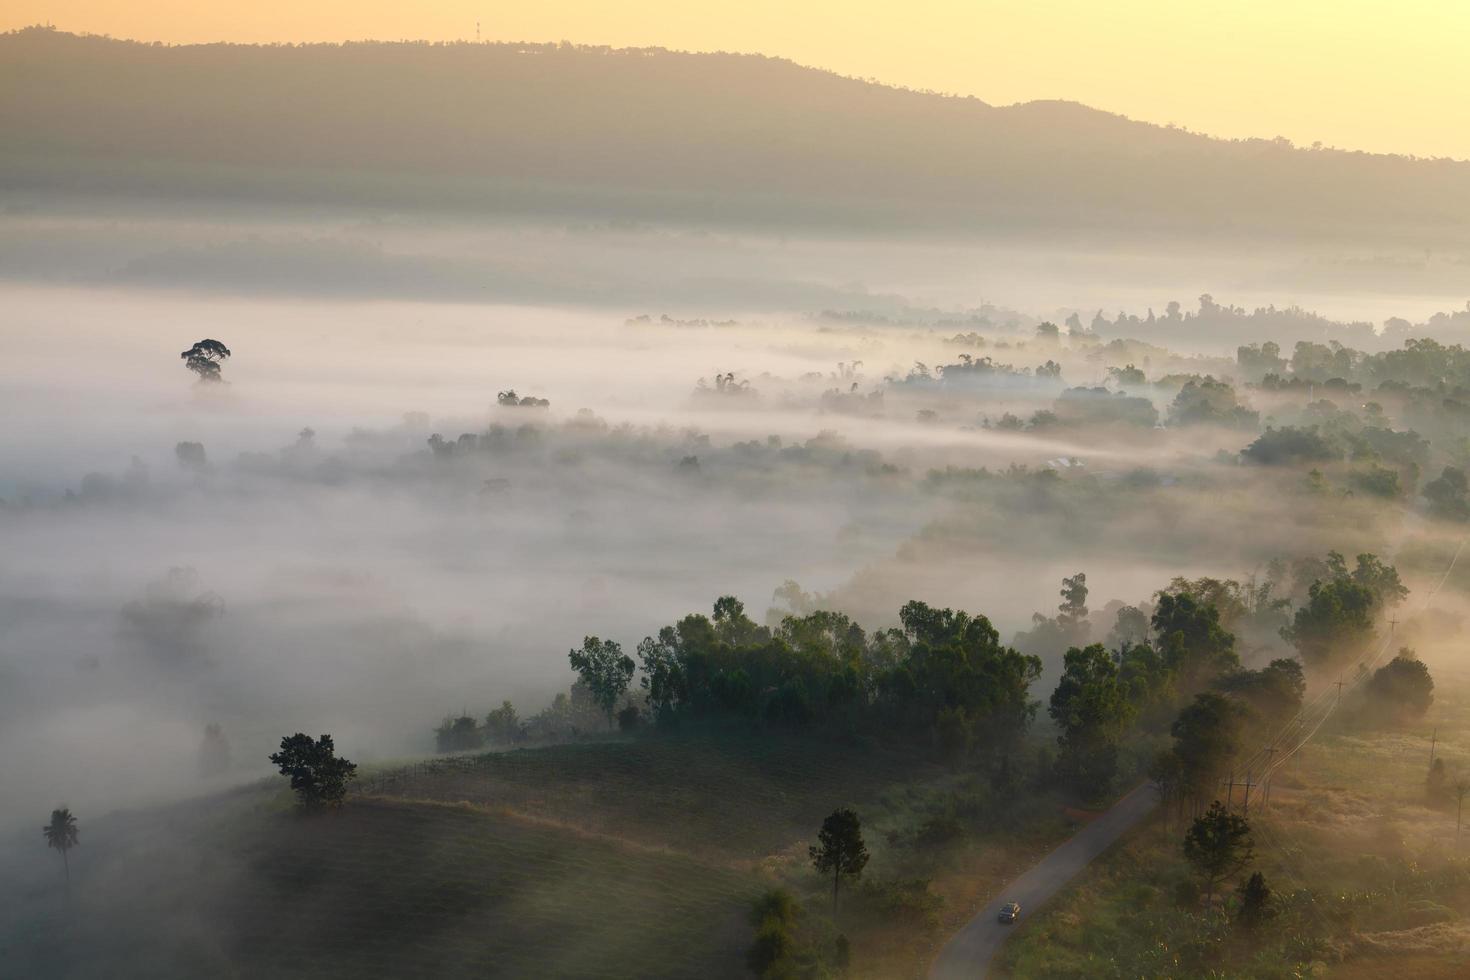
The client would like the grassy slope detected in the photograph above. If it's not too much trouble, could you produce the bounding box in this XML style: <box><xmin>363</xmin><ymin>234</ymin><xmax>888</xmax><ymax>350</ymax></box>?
<box><xmin>996</xmin><ymin>678</ymin><xmax>1470</xmax><ymax>978</ymax></box>
<box><xmin>5</xmin><ymin>786</ymin><xmax>759</xmax><ymax>980</ymax></box>
<box><xmin>365</xmin><ymin>731</ymin><xmax>943</xmax><ymax>860</ymax></box>
<box><xmin>4</xmin><ymin>729</ymin><xmax>1098</xmax><ymax>978</ymax></box>
<box><xmin>366</xmin><ymin>731</ymin><xmax>1093</xmax><ymax>977</ymax></box>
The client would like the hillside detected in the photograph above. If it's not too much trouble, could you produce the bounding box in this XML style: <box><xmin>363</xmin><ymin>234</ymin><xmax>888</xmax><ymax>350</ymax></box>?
<box><xmin>1</xmin><ymin>732</ymin><xmax>1081</xmax><ymax>979</ymax></box>
<box><xmin>4</xmin><ymin>26</ymin><xmax>1470</xmax><ymax>244</ymax></box>
<box><xmin>2</xmin><ymin>789</ymin><xmax>759</xmax><ymax>979</ymax></box>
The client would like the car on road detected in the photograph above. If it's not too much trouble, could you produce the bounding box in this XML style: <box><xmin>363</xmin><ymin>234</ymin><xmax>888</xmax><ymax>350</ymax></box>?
<box><xmin>998</xmin><ymin>902</ymin><xmax>1021</xmax><ymax>924</ymax></box>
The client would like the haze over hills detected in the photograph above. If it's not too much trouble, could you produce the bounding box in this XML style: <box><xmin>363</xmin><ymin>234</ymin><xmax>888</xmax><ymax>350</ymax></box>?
<box><xmin>5</xmin><ymin>25</ymin><xmax>1470</xmax><ymax>245</ymax></box>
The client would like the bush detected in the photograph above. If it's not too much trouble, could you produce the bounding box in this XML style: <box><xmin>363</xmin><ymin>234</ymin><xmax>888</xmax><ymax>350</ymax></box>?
<box><xmin>1364</xmin><ymin>652</ymin><xmax>1434</xmax><ymax>723</ymax></box>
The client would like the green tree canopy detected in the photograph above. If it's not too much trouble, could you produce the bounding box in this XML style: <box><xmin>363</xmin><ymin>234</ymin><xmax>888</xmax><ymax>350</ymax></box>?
<box><xmin>1049</xmin><ymin>644</ymin><xmax>1138</xmax><ymax>795</ymax></box>
<box><xmin>270</xmin><ymin>733</ymin><xmax>357</xmax><ymax>809</ymax></box>
<box><xmin>568</xmin><ymin>635</ymin><xmax>636</xmax><ymax>727</ymax></box>
<box><xmin>1170</xmin><ymin>693</ymin><xmax>1245</xmax><ymax>808</ymax></box>
<box><xmin>1281</xmin><ymin>578</ymin><xmax>1376</xmax><ymax>668</ymax></box>
<box><xmin>1152</xmin><ymin>591</ymin><xmax>1239</xmax><ymax>691</ymax></box>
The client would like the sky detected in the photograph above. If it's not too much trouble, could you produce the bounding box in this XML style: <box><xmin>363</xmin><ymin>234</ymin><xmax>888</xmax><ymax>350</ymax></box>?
<box><xmin>6</xmin><ymin>1</ymin><xmax>1469</xmax><ymax>161</ymax></box>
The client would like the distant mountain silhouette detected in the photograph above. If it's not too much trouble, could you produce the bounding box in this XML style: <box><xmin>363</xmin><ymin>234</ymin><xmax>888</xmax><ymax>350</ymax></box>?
<box><xmin>3</xmin><ymin>26</ymin><xmax>1468</xmax><ymax>244</ymax></box>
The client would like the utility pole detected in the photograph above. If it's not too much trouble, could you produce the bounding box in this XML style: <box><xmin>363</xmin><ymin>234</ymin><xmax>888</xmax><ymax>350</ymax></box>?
<box><xmin>1243</xmin><ymin>771</ymin><xmax>1254</xmax><ymax>815</ymax></box>
<box><xmin>1225</xmin><ymin>772</ymin><xmax>1236</xmax><ymax>810</ymax></box>
<box><xmin>1457</xmin><ymin>782</ymin><xmax>1468</xmax><ymax>849</ymax></box>
<box><xmin>1430</xmin><ymin>728</ymin><xmax>1438</xmax><ymax>770</ymax></box>
<box><xmin>1335</xmin><ymin>678</ymin><xmax>1345</xmax><ymax>707</ymax></box>
<box><xmin>1263</xmin><ymin>747</ymin><xmax>1277</xmax><ymax>805</ymax></box>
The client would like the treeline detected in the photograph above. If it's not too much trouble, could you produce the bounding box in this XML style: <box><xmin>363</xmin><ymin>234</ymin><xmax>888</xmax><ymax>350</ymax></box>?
<box><xmin>1241</xmin><ymin>337</ymin><xmax>1470</xmax><ymax>456</ymax></box>
<box><xmin>436</xmin><ymin>550</ymin><xmax>1419</xmax><ymax>803</ymax></box>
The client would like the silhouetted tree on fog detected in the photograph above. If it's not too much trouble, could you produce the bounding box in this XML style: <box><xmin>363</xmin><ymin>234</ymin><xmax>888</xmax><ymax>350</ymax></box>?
<box><xmin>180</xmin><ymin>338</ymin><xmax>231</xmax><ymax>382</ymax></box>
<box><xmin>42</xmin><ymin>808</ymin><xmax>80</xmax><ymax>900</ymax></box>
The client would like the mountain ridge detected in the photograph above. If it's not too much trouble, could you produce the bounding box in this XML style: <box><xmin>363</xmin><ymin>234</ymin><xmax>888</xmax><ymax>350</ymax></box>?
<box><xmin>3</xmin><ymin>27</ymin><xmax>1468</xmax><ymax>243</ymax></box>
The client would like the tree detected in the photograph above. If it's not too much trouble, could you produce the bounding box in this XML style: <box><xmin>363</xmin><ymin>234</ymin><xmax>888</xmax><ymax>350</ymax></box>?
<box><xmin>198</xmin><ymin>722</ymin><xmax>231</xmax><ymax>776</ymax></box>
<box><xmin>270</xmin><ymin>733</ymin><xmax>357</xmax><ymax>809</ymax></box>
<box><xmin>568</xmin><ymin>636</ymin><xmax>636</xmax><ymax>728</ymax></box>
<box><xmin>1424</xmin><ymin>466</ymin><xmax>1470</xmax><ymax>521</ymax></box>
<box><xmin>175</xmin><ymin>441</ymin><xmax>208</xmax><ymax>471</ymax></box>
<box><xmin>1345</xmin><ymin>552</ymin><xmax>1408</xmax><ymax>608</ymax></box>
<box><xmin>1236</xmin><ymin>871</ymin><xmax>1274</xmax><ymax>927</ymax></box>
<box><xmin>1183</xmin><ymin>801</ymin><xmax>1254</xmax><ymax>901</ymax></box>
<box><xmin>1153</xmin><ymin>591</ymin><xmax>1239</xmax><ymax>690</ymax></box>
<box><xmin>1049</xmin><ymin>644</ymin><xmax>1137</xmax><ymax>795</ymax></box>
<box><xmin>932</xmin><ymin>705</ymin><xmax>975</xmax><ymax>766</ymax></box>
<box><xmin>1215</xmin><ymin>659</ymin><xmax>1305</xmax><ymax>724</ymax></box>
<box><xmin>636</xmin><ymin>627</ymin><xmax>688</xmax><ymax>725</ymax></box>
<box><xmin>1281</xmin><ymin>578</ymin><xmax>1376</xmax><ymax>669</ymax></box>
<box><xmin>1149</xmin><ymin>750</ymin><xmax>1184</xmax><ymax>831</ymax></box>
<box><xmin>42</xmin><ymin>808</ymin><xmax>80</xmax><ymax>898</ymax></box>
<box><xmin>180</xmin><ymin>338</ymin><xmax>231</xmax><ymax>382</ymax></box>
<box><xmin>1365</xmin><ymin>652</ymin><xmax>1434</xmax><ymax>723</ymax></box>
<box><xmin>809</xmin><ymin>808</ymin><xmax>869</xmax><ymax>912</ymax></box>
<box><xmin>1171</xmin><ymin>693</ymin><xmax>1244</xmax><ymax>813</ymax></box>
<box><xmin>1167</xmin><ymin>377</ymin><xmax>1259</xmax><ymax>429</ymax></box>
<box><xmin>484</xmin><ymin>701</ymin><xmax>521</xmax><ymax>743</ymax></box>
<box><xmin>1106</xmin><ymin>604</ymin><xmax>1150</xmax><ymax>650</ymax></box>
<box><xmin>1057</xmin><ymin>572</ymin><xmax>1089</xmax><ymax>644</ymax></box>
<box><xmin>1282</xmin><ymin>553</ymin><xmax>1406</xmax><ymax>670</ymax></box>
<box><xmin>434</xmin><ymin>714</ymin><xmax>484</xmax><ymax>753</ymax></box>
<box><xmin>746</xmin><ymin>888</ymin><xmax>798</xmax><ymax>977</ymax></box>
<box><xmin>1242</xmin><ymin>425</ymin><xmax>1341</xmax><ymax>465</ymax></box>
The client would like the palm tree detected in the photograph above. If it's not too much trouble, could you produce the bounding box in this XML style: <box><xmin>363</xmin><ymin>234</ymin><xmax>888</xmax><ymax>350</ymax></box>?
<box><xmin>43</xmin><ymin>808</ymin><xmax>80</xmax><ymax>899</ymax></box>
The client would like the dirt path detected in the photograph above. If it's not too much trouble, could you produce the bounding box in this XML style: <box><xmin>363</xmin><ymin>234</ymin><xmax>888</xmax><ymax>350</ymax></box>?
<box><xmin>928</xmin><ymin>784</ymin><xmax>1158</xmax><ymax>979</ymax></box>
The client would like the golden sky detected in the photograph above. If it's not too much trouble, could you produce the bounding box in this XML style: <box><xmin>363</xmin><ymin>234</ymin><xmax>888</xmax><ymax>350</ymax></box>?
<box><xmin>9</xmin><ymin>1</ymin><xmax>1468</xmax><ymax>160</ymax></box>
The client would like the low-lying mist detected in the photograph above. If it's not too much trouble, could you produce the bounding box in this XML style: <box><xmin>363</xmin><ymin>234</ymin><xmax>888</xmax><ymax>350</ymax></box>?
<box><xmin>4</xmin><ymin>200</ymin><xmax>1470</xmax><ymax>844</ymax></box>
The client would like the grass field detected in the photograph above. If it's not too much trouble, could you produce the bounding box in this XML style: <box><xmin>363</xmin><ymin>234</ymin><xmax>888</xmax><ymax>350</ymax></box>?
<box><xmin>995</xmin><ymin>673</ymin><xmax>1470</xmax><ymax>979</ymax></box>
<box><xmin>364</xmin><ymin>730</ymin><xmax>1089</xmax><ymax>977</ymax></box>
<box><xmin>3</xmin><ymin>729</ymin><xmax>1100</xmax><ymax>979</ymax></box>
<box><xmin>4</xmin><ymin>787</ymin><xmax>761</xmax><ymax>979</ymax></box>
<box><xmin>365</xmin><ymin>730</ymin><xmax>947</xmax><ymax>860</ymax></box>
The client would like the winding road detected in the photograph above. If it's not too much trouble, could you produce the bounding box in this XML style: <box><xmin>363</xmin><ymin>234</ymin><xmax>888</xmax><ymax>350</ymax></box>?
<box><xmin>928</xmin><ymin>784</ymin><xmax>1159</xmax><ymax>979</ymax></box>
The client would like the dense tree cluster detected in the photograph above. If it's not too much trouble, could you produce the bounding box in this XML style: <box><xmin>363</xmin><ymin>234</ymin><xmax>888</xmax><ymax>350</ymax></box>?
<box><xmin>1052</xmin><ymin>386</ymin><xmax>1159</xmax><ymax>428</ymax></box>
<box><xmin>496</xmin><ymin>389</ymin><xmax>550</xmax><ymax>408</ymax></box>
<box><xmin>631</xmin><ymin>597</ymin><xmax>1043</xmax><ymax>756</ymax></box>
<box><xmin>1281</xmin><ymin>552</ymin><xmax>1405</xmax><ymax>669</ymax></box>
<box><xmin>1167</xmin><ymin>377</ymin><xmax>1260</xmax><ymax>429</ymax></box>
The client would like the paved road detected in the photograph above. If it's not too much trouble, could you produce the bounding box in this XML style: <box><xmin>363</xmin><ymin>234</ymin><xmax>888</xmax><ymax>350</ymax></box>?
<box><xmin>928</xmin><ymin>784</ymin><xmax>1159</xmax><ymax>980</ymax></box>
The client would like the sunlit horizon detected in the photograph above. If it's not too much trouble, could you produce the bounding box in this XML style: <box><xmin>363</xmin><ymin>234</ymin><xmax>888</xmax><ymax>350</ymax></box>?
<box><xmin>6</xmin><ymin>0</ymin><xmax>1470</xmax><ymax>161</ymax></box>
